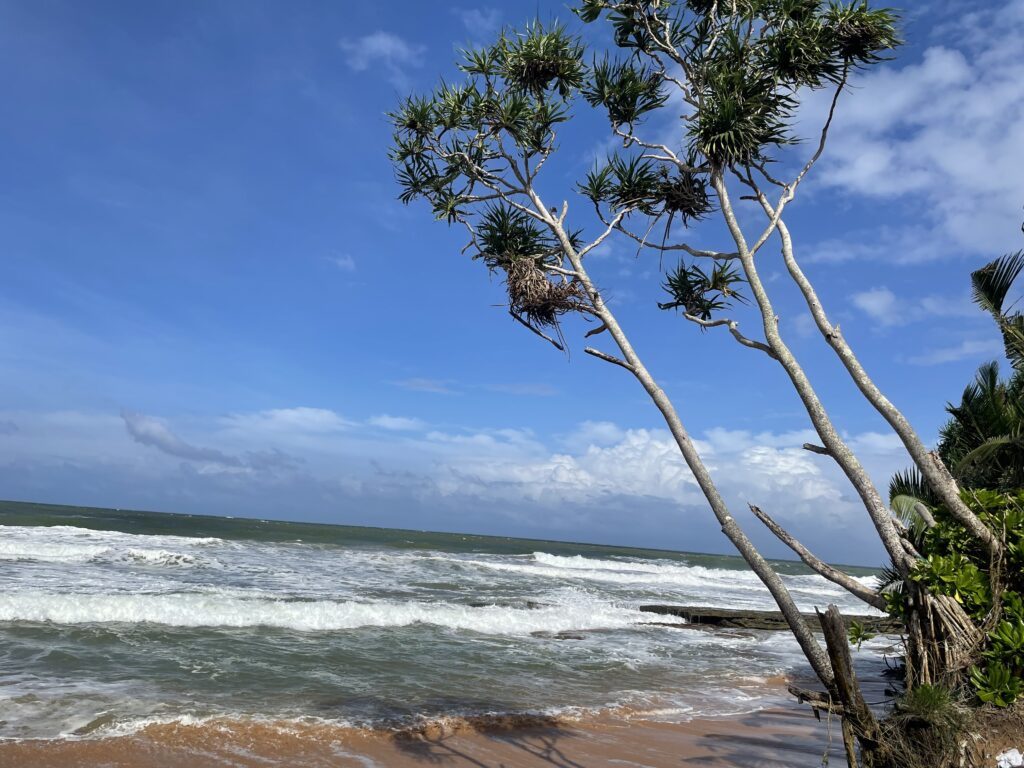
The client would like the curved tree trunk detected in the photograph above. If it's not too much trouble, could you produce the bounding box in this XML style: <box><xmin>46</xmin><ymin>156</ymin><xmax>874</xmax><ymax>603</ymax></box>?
<box><xmin>712</xmin><ymin>173</ymin><xmax>913</xmax><ymax>574</ymax></box>
<box><xmin>771</xmin><ymin>216</ymin><xmax>999</xmax><ymax>555</ymax></box>
<box><xmin>526</xmin><ymin>190</ymin><xmax>838</xmax><ymax>689</ymax></box>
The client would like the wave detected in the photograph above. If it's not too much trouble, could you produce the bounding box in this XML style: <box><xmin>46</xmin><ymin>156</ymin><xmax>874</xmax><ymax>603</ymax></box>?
<box><xmin>0</xmin><ymin>592</ymin><xmax>683</xmax><ymax>634</ymax></box>
<box><xmin>0</xmin><ymin>525</ymin><xmax>220</xmax><ymax>566</ymax></box>
<box><xmin>519</xmin><ymin>552</ymin><xmax>875</xmax><ymax>594</ymax></box>
<box><xmin>533</xmin><ymin>552</ymin><xmax>695</xmax><ymax>574</ymax></box>
<box><xmin>461</xmin><ymin>552</ymin><xmax>769</xmax><ymax>589</ymax></box>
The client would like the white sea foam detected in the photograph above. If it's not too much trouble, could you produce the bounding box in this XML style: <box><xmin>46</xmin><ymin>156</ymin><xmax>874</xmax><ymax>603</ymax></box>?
<box><xmin>0</xmin><ymin>525</ymin><xmax>219</xmax><ymax>566</ymax></box>
<box><xmin>0</xmin><ymin>592</ymin><xmax>683</xmax><ymax>634</ymax></box>
<box><xmin>464</xmin><ymin>551</ymin><xmax>873</xmax><ymax>592</ymax></box>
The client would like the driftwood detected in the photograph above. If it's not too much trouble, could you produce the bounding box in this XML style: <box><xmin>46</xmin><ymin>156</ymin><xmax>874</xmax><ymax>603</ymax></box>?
<box><xmin>639</xmin><ymin>605</ymin><xmax>901</xmax><ymax>633</ymax></box>
<box><xmin>819</xmin><ymin>605</ymin><xmax>883</xmax><ymax>768</ymax></box>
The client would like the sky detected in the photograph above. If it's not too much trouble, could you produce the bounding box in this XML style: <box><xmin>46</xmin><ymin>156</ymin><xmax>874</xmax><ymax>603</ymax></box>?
<box><xmin>1</xmin><ymin>0</ymin><xmax>1023</xmax><ymax>565</ymax></box>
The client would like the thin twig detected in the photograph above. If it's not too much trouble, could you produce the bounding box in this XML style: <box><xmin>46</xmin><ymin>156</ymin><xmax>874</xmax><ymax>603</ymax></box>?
<box><xmin>509</xmin><ymin>311</ymin><xmax>564</xmax><ymax>351</ymax></box>
<box><xmin>584</xmin><ymin>346</ymin><xmax>635</xmax><ymax>372</ymax></box>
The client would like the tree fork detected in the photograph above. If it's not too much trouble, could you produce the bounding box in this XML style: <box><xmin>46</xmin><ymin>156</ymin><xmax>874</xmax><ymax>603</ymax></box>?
<box><xmin>749</xmin><ymin>505</ymin><xmax>886</xmax><ymax>610</ymax></box>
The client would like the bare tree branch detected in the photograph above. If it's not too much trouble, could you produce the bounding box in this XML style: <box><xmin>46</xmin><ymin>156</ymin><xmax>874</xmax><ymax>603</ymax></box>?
<box><xmin>803</xmin><ymin>443</ymin><xmax>832</xmax><ymax>457</ymax></box>
<box><xmin>593</xmin><ymin>206</ymin><xmax>739</xmax><ymax>259</ymax></box>
<box><xmin>509</xmin><ymin>311</ymin><xmax>565</xmax><ymax>351</ymax></box>
<box><xmin>578</xmin><ymin>208</ymin><xmax>630</xmax><ymax>259</ymax></box>
<box><xmin>584</xmin><ymin>346</ymin><xmax>635</xmax><ymax>372</ymax></box>
<box><xmin>750</xmin><ymin>505</ymin><xmax>886</xmax><ymax>610</ymax></box>
<box><xmin>683</xmin><ymin>314</ymin><xmax>778</xmax><ymax>358</ymax></box>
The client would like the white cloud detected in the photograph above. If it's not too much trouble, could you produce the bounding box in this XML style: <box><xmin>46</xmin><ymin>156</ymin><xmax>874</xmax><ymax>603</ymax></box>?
<box><xmin>368</xmin><ymin>415</ymin><xmax>426</xmax><ymax>431</ymax></box>
<box><xmin>434</xmin><ymin>424</ymin><xmax>900</xmax><ymax>527</ymax></box>
<box><xmin>908</xmin><ymin>338</ymin><xmax>1005</xmax><ymax>366</ymax></box>
<box><xmin>453</xmin><ymin>8</ymin><xmax>501</xmax><ymax>38</ymax></box>
<box><xmin>803</xmin><ymin>3</ymin><xmax>1024</xmax><ymax>260</ymax></box>
<box><xmin>851</xmin><ymin>287</ymin><xmax>898</xmax><ymax>324</ymax></box>
<box><xmin>1</xmin><ymin>408</ymin><xmax>915</xmax><ymax>559</ymax></box>
<box><xmin>330</xmin><ymin>254</ymin><xmax>356</xmax><ymax>272</ymax></box>
<box><xmin>560</xmin><ymin>420</ymin><xmax>627</xmax><ymax>451</ymax></box>
<box><xmin>338</xmin><ymin>31</ymin><xmax>425</xmax><ymax>90</ymax></box>
<box><xmin>851</xmin><ymin>286</ymin><xmax>981</xmax><ymax>327</ymax></box>
<box><xmin>222</xmin><ymin>407</ymin><xmax>350</xmax><ymax>434</ymax></box>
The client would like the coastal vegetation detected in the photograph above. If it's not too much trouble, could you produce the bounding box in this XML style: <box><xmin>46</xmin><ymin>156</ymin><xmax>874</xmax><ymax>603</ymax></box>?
<box><xmin>388</xmin><ymin>2</ymin><xmax>1023</xmax><ymax>765</ymax></box>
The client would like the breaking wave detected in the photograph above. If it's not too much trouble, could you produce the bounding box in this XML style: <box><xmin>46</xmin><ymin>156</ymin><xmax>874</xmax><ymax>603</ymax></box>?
<box><xmin>0</xmin><ymin>592</ymin><xmax>683</xmax><ymax>635</ymax></box>
<box><xmin>0</xmin><ymin>525</ymin><xmax>219</xmax><ymax>566</ymax></box>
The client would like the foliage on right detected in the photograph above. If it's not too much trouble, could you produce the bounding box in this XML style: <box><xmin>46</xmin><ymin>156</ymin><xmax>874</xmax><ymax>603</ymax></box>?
<box><xmin>885</xmin><ymin>250</ymin><xmax>1024</xmax><ymax>714</ymax></box>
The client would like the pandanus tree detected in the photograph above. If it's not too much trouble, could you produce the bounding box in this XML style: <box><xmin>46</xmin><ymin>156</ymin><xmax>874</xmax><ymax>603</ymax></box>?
<box><xmin>389</xmin><ymin>3</ymin><xmax>1008</xmax><ymax>764</ymax></box>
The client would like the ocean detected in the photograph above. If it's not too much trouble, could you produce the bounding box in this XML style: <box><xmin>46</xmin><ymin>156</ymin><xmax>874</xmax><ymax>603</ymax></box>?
<box><xmin>0</xmin><ymin>500</ymin><xmax>887</xmax><ymax>748</ymax></box>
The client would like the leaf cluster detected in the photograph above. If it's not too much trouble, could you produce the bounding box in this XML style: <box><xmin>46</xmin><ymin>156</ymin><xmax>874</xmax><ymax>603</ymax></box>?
<box><xmin>388</xmin><ymin>21</ymin><xmax>584</xmax><ymax>224</ymax></box>
<box><xmin>582</xmin><ymin>56</ymin><xmax>668</xmax><ymax>126</ymax></box>
<box><xmin>582</xmin><ymin>155</ymin><xmax>713</xmax><ymax>223</ymax></box>
<box><xmin>658</xmin><ymin>260</ymin><xmax>746</xmax><ymax>320</ymax></box>
<box><xmin>890</xmin><ymin>489</ymin><xmax>1024</xmax><ymax>706</ymax></box>
<box><xmin>475</xmin><ymin>205</ymin><xmax>586</xmax><ymax>330</ymax></box>
<box><xmin>474</xmin><ymin>205</ymin><xmax>568</xmax><ymax>271</ymax></box>
<box><xmin>576</xmin><ymin>0</ymin><xmax>900</xmax><ymax>166</ymax></box>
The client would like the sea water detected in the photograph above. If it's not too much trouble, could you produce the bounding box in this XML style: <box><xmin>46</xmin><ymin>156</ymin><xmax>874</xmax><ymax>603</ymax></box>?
<box><xmin>0</xmin><ymin>501</ymin><xmax>887</xmax><ymax>741</ymax></box>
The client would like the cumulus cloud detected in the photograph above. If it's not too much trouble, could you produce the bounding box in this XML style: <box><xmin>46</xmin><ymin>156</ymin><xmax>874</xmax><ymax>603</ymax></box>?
<box><xmin>368</xmin><ymin>415</ymin><xmax>427</xmax><ymax>431</ymax></box>
<box><xmin>338</xmin><ymin>31</ymin><xmax>425</xmax><ymax>90</ymax></box>
<box><xmin>560</xmin><ymin>420</ymin><xmax>627</xmax><ymax>451</ymax></box>
<box><xmin>222</xmin><ymin>407</ymin><xmax>350</xmax><ymax>434</ymax></box>
<box><xmin>908</xmin><ymin>338</ymin><xmax>1005</xmax><ymax>366</ymax></box>
<box><xmin>803</xmin><ymin>2</ymin><xmax>1024</xmax><ymax>260</ymax></box>
<box><xmin>453</xmin><ymin>8</ymin><xmax>501</xmax><ymax>38</ymax></box>
<box><xmin>433</xmin><ymin>424</ymin><xmax>896</xmax><ymax>527</ymax></box>
<box><xmin>329</xmin><ymin>254</ymin><xmax>356</xmax><ymax>272</ymax></box>
<box><xmin>850</xmin><ymin>287</ymin><xmax>979</xmax><ymax>327</ymax></box>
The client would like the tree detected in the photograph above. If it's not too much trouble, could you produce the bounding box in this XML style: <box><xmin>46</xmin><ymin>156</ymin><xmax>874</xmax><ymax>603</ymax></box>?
<box><xmin>938</xmin><ymin>251</ymin><xmax>1024</xmax><ymax>490</ymax></box>
<box><xmin>388</xmin><ymin>4</ymin><xmax>1008</xmax><ymax>765</ymax></box>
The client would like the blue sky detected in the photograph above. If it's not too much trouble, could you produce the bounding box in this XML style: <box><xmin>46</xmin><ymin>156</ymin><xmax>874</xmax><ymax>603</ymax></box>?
<box><xmin>1</xmin><ymin>0</ymin><xmax>1022</xmax><ymax>564</ymax></box>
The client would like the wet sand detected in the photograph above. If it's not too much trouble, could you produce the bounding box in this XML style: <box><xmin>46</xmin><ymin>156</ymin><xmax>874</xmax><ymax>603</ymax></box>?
<box><xmin>0</xmin><ymin>704</ymin><xmax>850</xmax><ymax>768</ymax></box>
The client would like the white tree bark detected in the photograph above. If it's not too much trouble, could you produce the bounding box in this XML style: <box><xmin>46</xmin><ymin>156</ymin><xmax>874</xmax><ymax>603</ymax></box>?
<box><xmin>711</xmin><ymin>173</ymin><xmax>914</xmax><ymax>574</ymax></box>
<box><xmin>525</xmin><ymin>189</ymin><xmax>837</xmax><ymax>688</ymax></box>
<box><xmin>769</xmin><ymin>214</ymin><xmax>998</xmax><ymax>555</ymax></box>
<box><xmin>749</xmin><ymin>505</ymin><xmax>886</xmax><ymax>610</ymax></box>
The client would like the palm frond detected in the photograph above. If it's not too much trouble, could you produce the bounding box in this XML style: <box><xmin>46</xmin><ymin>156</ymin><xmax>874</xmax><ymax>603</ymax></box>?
<box><xmin>888</xmin><ymin>467</ymin><xmax>936</xmax><ymax>507</ymax></box>
<box><xmin>971</xmin><ymin>251</ymin><xmax>1024</xmax><ymax>316</ymax></box>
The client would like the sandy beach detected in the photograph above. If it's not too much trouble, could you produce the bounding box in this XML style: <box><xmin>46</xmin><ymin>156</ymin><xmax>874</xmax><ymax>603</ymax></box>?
<box><xmin>0</xmin><ymin>704</ymin><xmax>849</xmax><ymax>768</ymax></box>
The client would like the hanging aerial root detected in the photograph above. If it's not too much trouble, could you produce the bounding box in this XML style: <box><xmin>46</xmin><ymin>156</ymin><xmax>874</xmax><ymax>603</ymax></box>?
<box><xmin>905</xmin><ymin>586</ymin><xmax>984</xmax><ymax>689</ymax></box>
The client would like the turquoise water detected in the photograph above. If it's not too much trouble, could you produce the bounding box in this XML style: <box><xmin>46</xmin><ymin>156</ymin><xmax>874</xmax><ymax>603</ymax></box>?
<box><xmin>0</xmin><ymin>500</ymin><xmax>885</xmax><ymax>740</ymax></box>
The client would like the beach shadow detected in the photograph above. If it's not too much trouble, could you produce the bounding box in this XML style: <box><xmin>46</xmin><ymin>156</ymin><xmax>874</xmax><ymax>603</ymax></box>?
<box><xmin>390</xmin><ymin>713</ymin><xmax>585</xmax><ymax>768</ymax></box>
<box><xmin>682</xmin><ymin>709</ymin><xmax>847</xmax><ymax>768</ymax></box>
